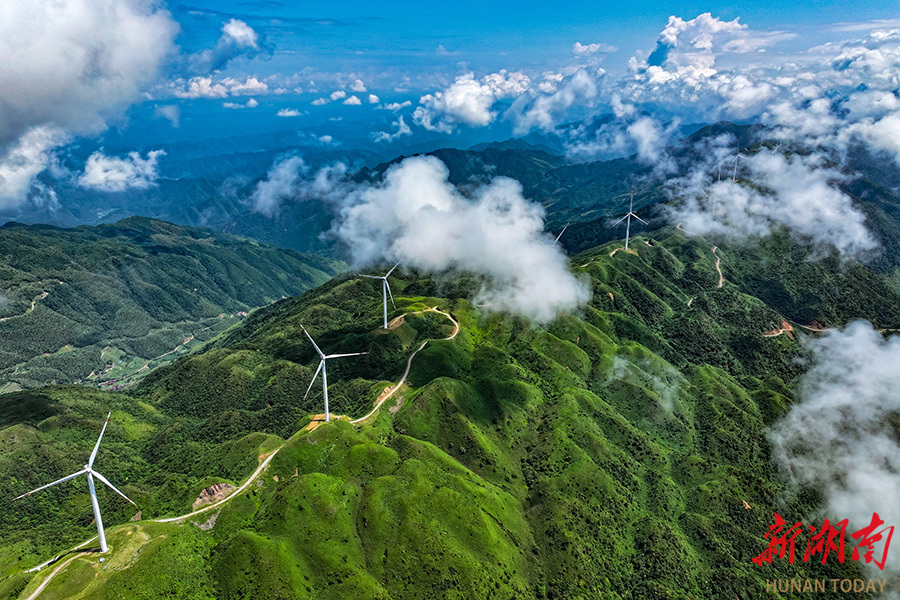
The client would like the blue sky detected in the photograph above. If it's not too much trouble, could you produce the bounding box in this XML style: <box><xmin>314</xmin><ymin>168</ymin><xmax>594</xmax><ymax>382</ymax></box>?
<box><xmin>3</xmin><ymin>0</ymin><xmax>900</xmax><ymax>210</ymax></box>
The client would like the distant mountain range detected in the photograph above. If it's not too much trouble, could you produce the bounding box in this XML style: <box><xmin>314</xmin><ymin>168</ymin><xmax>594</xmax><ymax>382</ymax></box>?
<box><xmin>0</xmin><ymin>217</ymin><xmax>345</xmax><ymax>390</ymax></box>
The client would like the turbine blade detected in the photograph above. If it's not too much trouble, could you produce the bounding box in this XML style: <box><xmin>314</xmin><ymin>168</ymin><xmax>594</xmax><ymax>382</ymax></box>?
<box><xmin>301</xmin><ymin>326</ymin><xmax>325</xmax><ymax>358</ymax></box>
<box><xmin>553</xmin><ymin>223</ymin><xmax>569</xmax><ymax>245</ymax></box>
<box><xmin>357</xmin><ymin>274</ymin><xmax>381</xmax><ymax>279</ymax></box>
<box><xmin>612</xmin><ymin>215</ymin><xmax>627</xmax><ymax>225</ymax></box>
<box><xmin>13</xmin><ymin>469</ymin><xmax>86</xmax><ymax>500</ymax></box>
<box><xmin>385</xmin><ymin>261</ymin><xmax>401</xmax><ymax>277</ymax></box>
<box><xmin>88</xmin><ymin>412</ymin><xmax>111</xmax><ymax>468</ymax></box>
<box><xmin>324</xmin><ymin>352</ymin><xmax>369</xmax><ymax>359</ymax></box>
<box><xmin>634</xmin><ymin>215</ymin><xmax>649</xmax><ymax>225</ymax></box>
<box><xmin>385</xmin><ymin>280</ymin><xmax>396</xmax><ymax>308</ymax></box>
<box><xmin>303</xmin><ymin>360</ymin><xmax>324</xmax><ymax>401</ymax></box>
<box><xmin>91</xmin><ymin>471</ymin><xmax>137</xmax><ymax>506</ymax></box>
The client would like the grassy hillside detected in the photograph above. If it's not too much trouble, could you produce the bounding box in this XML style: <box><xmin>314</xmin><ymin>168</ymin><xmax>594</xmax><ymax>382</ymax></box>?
<box><xmin>0</xmin><ymin>217</ymin><xmax>345</xmax><ymax>391</ymax></box>
<box><xmin>0</xmin><ymin>231</ymin><xmax>883</xmax><ymax>599</ymax></box>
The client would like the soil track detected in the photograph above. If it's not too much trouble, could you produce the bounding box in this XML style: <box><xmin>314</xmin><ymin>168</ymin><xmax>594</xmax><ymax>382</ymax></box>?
<box><xmin>15</xmin><ymin>305</ymin><xmax>462</xmax><ymax>597</ymax></box>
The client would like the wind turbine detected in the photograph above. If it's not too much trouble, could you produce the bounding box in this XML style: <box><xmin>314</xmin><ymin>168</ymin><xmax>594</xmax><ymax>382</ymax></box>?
<box><xmin>301</xmin><ymin>326</ymin><xmax>368</xmax><ymax>422</ymax></box>
<box><xmin>612</xmin><ymin>192</ymin><xmax>648</xmax><ymax>250</ymax></box>
<box><xmin>358</xmin><ymin>262</ymin><xmax>401</xmax><ymax>329</ymax></box>
<box><xmin>553</xmin><ymin>223</ymin><xmax>570</xmax><ymax>246</ymax></box>
<box><xmin>13</xmin><ymin>413</ymin><xmax>136</xmax><ymax>554</ymax></box>
<box><xmin>731</xmin><ymin>153</ymin><xmax>746</xmax><ymax>182</ymax></box>
<box><xmin>700</xmin><ymin>189</ymin><xmax>719</xmax><ymax>215</ymax></box>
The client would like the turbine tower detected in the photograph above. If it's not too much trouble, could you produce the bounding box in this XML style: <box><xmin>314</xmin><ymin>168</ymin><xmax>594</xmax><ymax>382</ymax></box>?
<box><xmin>13</xmin><ymin>413</ymin><xmax>136</xmax><ymax>553</ymax></box>
<box><xmin>553</xmin><ymin>223</ymin><xmax>570</xmax><ymax>246</ymax></box>
<box><xmin>613</xmin><ymin>192</ymin><xmax>648</xmax><ymax>250</ymax></box>
<box><xmin>358</xmin><ymin>261</ymin><xmax>401</xmax><ymax>329</ymax></box>
<box><xmin>731</xmin><ymin>153</ymin><xmax>746</xmax><ymax>182</ymax></box>
<box><xmin>301</xmin><ymin>326</ymin><xmax>368</xmax><ymax>422</ymax></box>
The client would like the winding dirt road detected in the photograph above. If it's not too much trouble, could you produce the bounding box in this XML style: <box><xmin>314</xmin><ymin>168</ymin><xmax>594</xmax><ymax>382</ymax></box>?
<box><xmin>0</xmin><ymin>292</ymin><xmax>49</xmax><ymax>323</ymax></box>
<box><xmin>15</xmin><ymin>305</ymin><xmax>461</xmax><ymax>597</ymax></box>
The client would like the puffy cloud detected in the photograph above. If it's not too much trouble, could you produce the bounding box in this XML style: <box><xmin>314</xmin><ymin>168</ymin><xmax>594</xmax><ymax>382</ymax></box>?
<box><xmin>665</xmin><ymin>152</ymin><xmax>877</xmax><ymax>259</ymax></box>
<box><xmin>769</xmin><ymin>321</ymin><xmax>900</xmax><ymax>575</ymax></box>
<box><xmin>171</xmin><ymin>76</ymin><xmax>269</xmax><ymax>99</ymax></box>
<box><xmin>0</xmin><ymin>0</ymin><xmax>177</xmax><ymax>206</ymax></box>
<box><xmin>277</xmin><ymin>108</ymin><xmax>302</xmax><ymax>117</ymax></box>
<box><xmin>330</xmin><ymin>90</ymin><xmax>347</xmax><ymax>101</ymax></box>
<box><xmin>77</xmin><ymin>149</ymin><xmax>165</xmax><ymax>192</ymax></box>
<box><xmin>414</xmin><ymin>70</ymin><xmax>530</xmax><ymax>132</ymax></box>
<box><xmin>224</xmin><ymin>98</ymin><xmax>259</xmax><ymax>109</ymax></box>
<box><xmin>250</xmin><ymin>155</ymin><xmax>307</xmax><ymax>216</ymax></box>
<box><xmin>311</xmin><ymin>97</ymin><xmax>329</xmax><ymax>106</ymax></box>
<box><xmin>371</xmin><ymin>116</ymin><xmax>412</xmax><ymax>143</ymax></box>
<box><xmin>573</xmin><ymin>42</ymin><xmax>618</xmax><ymax>55</ymax></box>
<box><xmin>343</xmin><ymin>95</ymin><xmax>362</xmax><ymax>105</ymax></box>
<box><xmin>367</xmin><ymin>94</ymin><xmax>380</xmax><ymax>104</ymax></box>
<box><xmin>154</xmin><ymin>105</ymin><xmax>180</xmax><ymax>127</ymax></box>
<box><xmin>185</xmin><ymin>18</ymin><xmax>267</xmax><ymax>73</ymax></box>
<box><xmin>249</xmin><ymin>155</ymin><xmax>591</xmax><ymax>321</ymax></box>
<box><xmin>511</xmin><ymin>69</ymin><xmax>599</xmax><ymax>133</ymax></box>
<box><xmin>318</xmin><ymin>135</ymin><xmax>334</xmax><ymax>145</ymax></box>
<box><xmin>350</xmin><ymin>79</ymin><xmax>367</xmax><ymax>92</ymax></box>
<box><xmin>379</xmin><ymin>100</ymin><xmax>412</xmax><ymax>111</ymax></box>
<box><xmin>0</xmin><ymin>126</ymin><xmax>68</xmax><ymax>208</ymax></box>
<box><xmin>336</xmin><ymin>156</ymin><xmax>591</xmax><ymax>322</ymax></box>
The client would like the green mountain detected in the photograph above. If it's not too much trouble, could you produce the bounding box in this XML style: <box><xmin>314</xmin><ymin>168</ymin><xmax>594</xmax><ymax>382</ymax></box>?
<box><xmin>0</xmin><ymin>217</ymin><xmax>345</xmax><ymax>391</ymax></box>
<box><xmin>0</xmin><ymin>228</ymin><xmax>885</xmax><ymax>600</ymax></box>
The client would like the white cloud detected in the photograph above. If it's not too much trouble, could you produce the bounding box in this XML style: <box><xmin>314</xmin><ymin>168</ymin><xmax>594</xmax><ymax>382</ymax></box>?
<box><xmin>250</xmin><ymin>156</ymin><xmax>307</xmax><ymax>216</ymax></box>
<box><xmin>0</xmin><ymin>126</ymin><xmax>68</xmax><ymax>208</ymax></box>
<box><xmin>220</xmin><ymin>77</ymin><xmax>268</xmax><ymax>96</ymax></box>
<box><xmin>330</xmin><ymin>90</ymin><xmax>347</xmax><ymax>101</ymax></box>
<box><xmin>186</xmin><ymin>18</ymin><xmax>266</xmax><ymax>73</ymax></box>
<box><xmin>154</xmin><ymin>105</ymin><xmax>180</xmax><ymax>127</ymax></box>
<box><xmin>277</xmin><ymin>108</ymin><xmax>302</xmax><ymax>117</ymax></box>
<box><xmin>665</xmin><ymin>152</ymin><xmax>877</xmax><ymax>259</ymax></box>
<box><xmin>371</xmin><ymin>116</ymin><xmax>412</xmax><ymax>143</ymax></box>
<box><xmin>769</xmin><ymin>322</ymin><xmax>900</xmax><ymax>577</ymax></box>
<box><xmin>414</xmin><ymin>70</ymin><xmax>530</xmax><ymax>132</ymax></box>
<box><xmin>224</xmin><ymin>98</ymin><xmax>259</xmax><ymax>109</ymax></box>
<box><xmin>367</xmin><ymin>94</ymin><xmax>380</xmax><ymax>104</ymax></box>
<box><xmin>573</xmin><ymin>42</ymin><xmax>618</xmax><ymax>55</ymax></box>
<box><xmin>77</xmin><ymin>149</ymin><xmax>165</xmax><ymax>192</ymax></box>
<box><xmin>318</xmin><ymin>135</ymin><xmax>333</xmax><ymax>144</ymax></box>
<box><xmin>511</xmin><ymin>69</ymin><xmax>598</xmax><ymax>133</ymax></box>
<box><xmin>343</xmin><ymin>95</ymin><xmax>362</xmax><ymax>105</ymax></box>
<box><xmin>0</xmin><ymin>0</ymin><xmax>177</xmax><ymax>206</ymax></box>
<box><xmin>311</xmin><ymin>97</ymin><xmax>329</xmax><ymax>106</ymax></box>
<box><xmin>173</xmin><ymin>77</ymin><xmax>228</xmax><ymax>99</ymax></box>
<box><xmin>171</xmin><ymin>76</ymin><xmax>269</xmax><ymax>99</ymax></box>
<box><xmin>379</xmin><ymin>100</ymin><xmax>412</xmax><ymax>111</ymax></box>
<box><xmin>334</xmin><ymin>156</ymin><xmax>591</xmax><ymax>322</ymax></box>
<box><xmin>350</xmin><ymin>79</ymin><xmax>367</xmax><ymax>92</ymax></box>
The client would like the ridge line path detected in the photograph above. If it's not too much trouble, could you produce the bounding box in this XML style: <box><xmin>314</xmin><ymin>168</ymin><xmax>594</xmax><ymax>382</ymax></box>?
<box><xmin>350</xmin><ymin>307</ymin><xmax>459</xmax><ymax>426</ymax></box>
<box><xmin>711</xmin><ymin>246</ymin><xmax>724</xmax><ymax>288</ymax></box>
<box><xmin>16</xmin><ymin>305</ymin><xmax>460</xmax><ymax>598</ymax></box>
<box><xmin>0</xmin><ymin>292</ymin><xmax>49</xmax><ymax>323</ymax></box>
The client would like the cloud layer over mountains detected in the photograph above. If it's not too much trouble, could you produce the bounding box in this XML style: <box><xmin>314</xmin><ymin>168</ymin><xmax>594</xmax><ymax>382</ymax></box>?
<box><xmin>769</xmin><ymin>322</ymin><xmax>900</xmax><ymax>575</ymax></box>
<box><xmin>251</xmin><ymin>155</ymin><xmax>591</xmax><ymax>322</ymax></box>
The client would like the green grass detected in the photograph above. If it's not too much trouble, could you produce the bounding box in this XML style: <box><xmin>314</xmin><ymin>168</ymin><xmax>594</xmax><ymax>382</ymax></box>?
<box><xmin>0</xmin><ymin>230</ymin><xmax>885</xmax><ymax>599</ymax></box>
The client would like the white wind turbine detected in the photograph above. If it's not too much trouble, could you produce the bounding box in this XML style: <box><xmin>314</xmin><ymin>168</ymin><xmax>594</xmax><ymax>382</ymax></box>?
<box><xmin>613</xmin><ymin>192</ymin><xmax>648</xmax><ymax>250</ymax></box>
<box><xmin>731</xmin><ymin>152</ymin><xmax>746</xmax><ymax>182</ymax></box>
<box><xmin>13</xmin><ymin>413</ymin><xmax>136</xmax><ymax>554</ymax></box>
<box><xmin>301</xmin><ymin>326</ymin><xmax>368</xmax><ymax>422</ymax></box>
<box><xmin>358</xmin><ymin>262</ymin><xmax>401</xmax><ymax>329</ymax></box>
<box><xmin>553</xmin><ymin>223</ymin><xmax>570</xmax><ymax>246</ymax></box>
